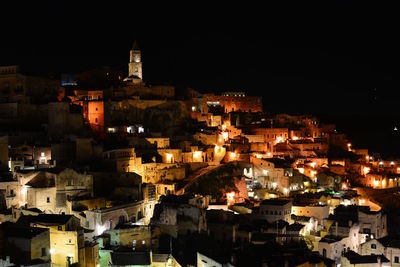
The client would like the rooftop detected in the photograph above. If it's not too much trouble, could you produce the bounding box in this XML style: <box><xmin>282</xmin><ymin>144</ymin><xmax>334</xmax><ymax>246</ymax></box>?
<box><xmin>1</xmin><ymin>222</ymin><xmax>49</xmax><ymax>239</ymax></box>
<box><xmin>110</xmin><ymin>251</ymin><xmax>151</xmax><ymax>265</ymax></box>
<box><xmin>17</xmin><ymin>214</ymin><xmax>74</xmax><ymax>226</ymax></box>
<box><xmin>320</xmin><ymin>235</ymin><xmax>343</xmax><ymax>244</ymax></box>
<box><xmin>343</xmin><ymin>250</ymin><xmax>389</xmax><ymax>264</ymax></box>
<box><xmin>260</xmin><ymin>198</ymin><xmax>291</xmax><ymax>206</ymax></box>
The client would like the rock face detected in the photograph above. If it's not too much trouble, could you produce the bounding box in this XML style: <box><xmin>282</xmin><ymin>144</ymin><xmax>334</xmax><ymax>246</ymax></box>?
<box><xmin>106</xmin><ymin>100</ymin><xmax>189</xmax><ymax>135</ymax></box>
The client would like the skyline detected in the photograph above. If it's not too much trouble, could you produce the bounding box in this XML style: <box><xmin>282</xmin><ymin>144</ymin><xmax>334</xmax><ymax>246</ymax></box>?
<box><xmin>1</xmin><ymin>1</ymin><xmax>400</xmax><ymax>156</ymax></box>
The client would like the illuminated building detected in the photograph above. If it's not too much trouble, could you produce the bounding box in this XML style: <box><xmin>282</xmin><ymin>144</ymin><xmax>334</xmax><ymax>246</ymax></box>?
<box><xmin>124</xmin><ymin>41</ymin><xmax>143</xmax><ymax>83</ymax></box>
<box><xmin>202</xmin><ymin>92</ymin><xmax>262</xmax><ymax>113</ymax></box>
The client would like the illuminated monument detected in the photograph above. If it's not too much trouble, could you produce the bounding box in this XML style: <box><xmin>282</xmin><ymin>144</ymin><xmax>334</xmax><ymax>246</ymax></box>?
<box><xmin>124</xmin><ymin>41</ymin><xmax>143</xmax><ymax>84</ymax></box>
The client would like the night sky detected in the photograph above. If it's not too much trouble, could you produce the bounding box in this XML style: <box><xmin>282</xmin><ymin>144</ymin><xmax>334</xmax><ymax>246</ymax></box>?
<box><xmin>2</xmin><ymin>1</ymin><xmax>400</xmax><ymax>157</ymax></box>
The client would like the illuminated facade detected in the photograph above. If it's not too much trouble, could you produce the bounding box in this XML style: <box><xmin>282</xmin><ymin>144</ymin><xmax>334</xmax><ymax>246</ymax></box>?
<box><xmin>202</xmin><ymin>93</ymin><xmax>262</xmax><ymax>113</ymax></box>
<box><xmin>124</xmin><ymin>41</ymin><xmax>143</xmax><ymax>84</ymax></box>
<box><xmin>87</xmin><ymin>101</ymin><xmax>104</xmax><ymax>132</ymax></box>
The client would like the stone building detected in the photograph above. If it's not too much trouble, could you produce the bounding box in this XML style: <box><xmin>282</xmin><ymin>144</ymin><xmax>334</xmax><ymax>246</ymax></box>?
<box><xmin>151</xmin><ymin>195</ymin><xmax>207</xmax><ymax>238</ymax></box>
<box><xmin>202</xmin><ymin>92</ymin><xmax>262</xmax><ymax>113</ymax></box>
<box><xmin>85</xmin><ymin>201</ymin><xmax>145</xmax><ymax>236</ymax></box>
<box><xmin>0</xmin><ymin>222</ymin><xmax>51</xmax><ymax>266</ymax></box>
<box><xmin>255</xmin><ymin>199</ymin><xmax>292</xmax><ymax>223</ymax></box>
<box><xmin>17</xmin><ymin>214</ymin><xmax>84</xmax><ymax>267</ymax></box>
<box><xmin>0</xmin><ymin>65</ymin><xmax>59</xmax><ymax>103</ymax></box>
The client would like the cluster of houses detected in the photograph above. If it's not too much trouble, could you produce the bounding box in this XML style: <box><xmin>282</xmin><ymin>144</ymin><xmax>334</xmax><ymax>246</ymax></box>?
<box><xmin>0</xmin><ymin>43</ymin><xmax>399</xmax><ymax>267</ymax></box>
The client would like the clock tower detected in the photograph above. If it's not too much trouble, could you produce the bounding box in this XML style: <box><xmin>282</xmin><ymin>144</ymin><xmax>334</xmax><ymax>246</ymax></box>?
<box><xmin>124</xmin><ymin>41</ymin><xmax>143</xmax><ymax>83</ymax></box>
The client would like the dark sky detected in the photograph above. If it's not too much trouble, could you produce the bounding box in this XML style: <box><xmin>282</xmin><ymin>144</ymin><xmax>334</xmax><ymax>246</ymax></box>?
<box><xmin>2</xmin><ymin>1</ymin><xmax>400</xmax><ymax>157</ymax></box>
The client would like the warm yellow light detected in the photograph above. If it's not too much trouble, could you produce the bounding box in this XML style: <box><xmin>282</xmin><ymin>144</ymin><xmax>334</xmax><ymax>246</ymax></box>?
<box><xmin>230</xmin><ymin>152</ymin><xmax>237</xmax><ymax>160</ymax></box>
<box><xmin>391</xmin><ymin>161</ymin><xmax>395</xmax><ymax>166</ymax></box>
<box><xmin>263</xmin><ymin>169</ymin><xmax>269</xmax><ymax>175</ymax></box>
<box><xmin>254</xmin><ymin>153</ymin><xmax>262</xmax><ymax>159</ymax></box>
<box><xmin>267</xmin><ymin>152</ymin><xmax>272</xmax><ymax>157</ymax></box>
<box><xmin>292</xmin><ymin>136</ymin><xmax>299</xmax><ymax>141</ymax></box>
<box><xmin>373</xmin><ymin>180</ymin><xmax>380</xmax><ymax>187</ymax></box>
<box><xmin>298</xmin><ymin>168</ymin><xmax>304</xmax><ymax>174</ymax></box>
<box><xmin>363</xmin><ymin>167</ymin><xmax>370</xmax><ymax>175</ymax></box>
<box><xmin>20</xmin><ymin>186</ymin><xmax>27</xmax><ymax>196</ymax></box>
<box><xmin>379</xmin><ymin>161</ymin><xmax>384</xmax><ymax>166</ymax></box>
<box><xmin>310</xmin><ymin>162</ymin><xmax>316</xmax><ymax>168</ymax></box>
<box><xmin>272</xmin><ymin>182</ymin><xmax>277</xmax><ymax>188</ymax></box>
<box><xmin>227</xmin><ymin>191</ymin><xmax>235</xmax><ymax>200</ymax></box>
<box><xmin>193</xmin><ymin>151</ymin><xmax>202</xmax><ymax>161</ymax></box>
<box><xmin>276</xmin><ymin>136</ymin><xmax>283</xmax><ymax>143</ymax></box>
<box><xmin>222</xmin><ymin>124</ymin><xmax>227</xmax><ymax>131</ymax></box>
<box><xmin>166</xmin><ymin>153</ymin><xmax>173</xmax><ymax>163</ymax></box>
<box><xmin>191</xmin><ymin>106</ymin><xmax>196</xmax><ymax>112</ymax></box>
<box><xmin>342</xmin><ymin>183</ymin><xmax>347</xmax><ymax>190</ymax></box>
<box><xmin>222</xmin><ymin>131</ymin><xmax>229</xmax><ymax>141</ymax></box>
<box><xmin>214</xmin><ymin>145</ymin><xmax>221</xmax><ymax>152</ymax></box>
<box><xmin>226</xmin><ymin>191</ymin><xmax>235</xmax><ymax>205</ymax></box>
<box><xmin>283</xmin><ymin>188</ymin><xmax>289</xmax><ymax>195</ymax></box>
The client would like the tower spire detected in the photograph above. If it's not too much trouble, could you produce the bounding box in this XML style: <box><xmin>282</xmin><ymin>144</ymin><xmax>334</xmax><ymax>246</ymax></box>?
<box><xmin>132</xmin><ymin>40</ymin><xmax>139</xmax><ymax>51</ymax></box>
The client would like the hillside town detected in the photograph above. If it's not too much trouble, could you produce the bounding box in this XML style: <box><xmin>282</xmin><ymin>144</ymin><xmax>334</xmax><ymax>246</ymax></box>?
<box><xmin>1</xmin><ymin>43</ymin><xmax>400</xmax><ymax>267</ymax></box>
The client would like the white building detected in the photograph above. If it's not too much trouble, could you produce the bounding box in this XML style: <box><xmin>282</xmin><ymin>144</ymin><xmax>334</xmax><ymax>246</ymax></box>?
<box><xmin>341</xmin><ymin>250</ymin><xmax>390</xmax><ymax>267</ymax></box>
<box><xmin>257</xmin><ymin>199</ymin><xmax>292</xmax><ymax>223</ymax></box>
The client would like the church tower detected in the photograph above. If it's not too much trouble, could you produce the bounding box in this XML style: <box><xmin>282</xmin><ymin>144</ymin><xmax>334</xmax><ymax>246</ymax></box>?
<box><xmin>128</xmin><ymin>41</ymin><xmax>143</xmax><ymax>81</ymax></box>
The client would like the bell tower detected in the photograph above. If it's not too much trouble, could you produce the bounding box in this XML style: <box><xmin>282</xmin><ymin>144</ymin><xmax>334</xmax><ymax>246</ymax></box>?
<box><xmin>128</xmin><ymin>41</ymin><xmax>143</xmax><ymax>80</ymax></box>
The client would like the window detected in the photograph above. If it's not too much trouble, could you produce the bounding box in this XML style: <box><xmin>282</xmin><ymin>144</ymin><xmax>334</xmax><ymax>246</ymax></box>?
<box><xmin>395</xmin><ymin>256</ymin><xmax>399</xmax><ymax>263</ymax></box>
<box><xmin>47</xmin><ymin>197</ymin><xmax>50</xmax><ymax>203</ymax></box>
<box><xmin>41</xmin><ymin>248</ymin><xmax>46</xmax><ymax>256</ymax></box>
<box><xmin>10</xmin><ymin>189</ymin><xmax>14</xmax><ymax>196</ymax></box>
<box><xmin>371</xmin><ymin>244</ymin><xmax>376</xmax><ymax>249</ymax></box>
<box><xmin>58</xmin><ymin>226</ymin><xmax>62</xmax><ymax>230</ymax></box>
